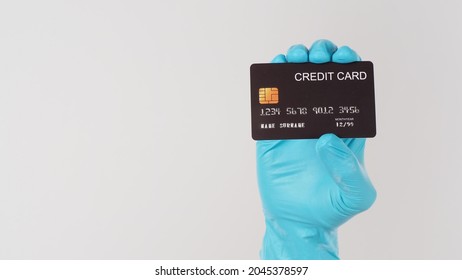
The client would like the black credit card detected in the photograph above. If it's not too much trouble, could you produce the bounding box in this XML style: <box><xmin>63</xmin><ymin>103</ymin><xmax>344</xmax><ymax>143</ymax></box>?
<box><xmin>250</xmin><ymin>61</ymin><xmax>376</xmax><ymax>140</ymax></box>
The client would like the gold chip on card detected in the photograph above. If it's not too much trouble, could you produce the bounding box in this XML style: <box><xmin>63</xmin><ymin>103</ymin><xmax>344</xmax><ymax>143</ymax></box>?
<box><xmin>259</xmin><ymin>87</ymin><xmax>279</xmax><ymax>104</ymax></box>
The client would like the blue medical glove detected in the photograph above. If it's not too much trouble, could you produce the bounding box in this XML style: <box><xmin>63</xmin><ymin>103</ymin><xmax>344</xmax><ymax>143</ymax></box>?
<box><xmin>257</xmin><ymin>39</ymin><xmax>377</xmax><ymax>260</ymax></box>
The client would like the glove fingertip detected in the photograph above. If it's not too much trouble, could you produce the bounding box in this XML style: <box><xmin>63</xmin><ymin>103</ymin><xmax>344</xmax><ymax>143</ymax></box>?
<box><xmin>308</xmin><ymin>39</ymin><xmax>337</xmax><ymax>64</ymax></box>
<box><xmin>316</xmin><ymin>133</ymin><xmax>343</xmax><ymax>154</ymax></box>
<box><xmin>286</xmin><ymin>44</ymin><xmax>309</xmax><ymax>63</ymax></box>
<box><xmin>316</xmin><ymin>133</ymin><xmax>361</xmax><ymax>183</ymax></box>
<box><xmin>332</xmin><ymin>46</ymin><xmax>360</xmax><ymax>63</ymax></box>
<box><xmin>271</xmin><ymin>54</ymin><xmax>287</xmax><ymax>63</ymax></box>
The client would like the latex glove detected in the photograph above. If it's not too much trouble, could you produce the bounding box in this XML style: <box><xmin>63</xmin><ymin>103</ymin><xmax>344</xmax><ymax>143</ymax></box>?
<box><xmin>257</xmin><ymin>39</ymin><xmax>377</xmax><ymax>260</ymax></box>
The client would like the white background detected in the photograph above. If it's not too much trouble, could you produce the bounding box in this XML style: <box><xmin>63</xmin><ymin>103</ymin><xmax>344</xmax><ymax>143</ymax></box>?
<box><xmin>1</xmin><ymin>0</ymin><xmax>461</xmax><ymax>259</ymax></box>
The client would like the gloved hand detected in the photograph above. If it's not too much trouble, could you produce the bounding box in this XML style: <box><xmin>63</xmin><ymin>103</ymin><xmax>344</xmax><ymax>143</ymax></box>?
<box><xmin>257</xmin><ymin>39</ymin><xmax>377</xmax><ymax>260</ymax></box>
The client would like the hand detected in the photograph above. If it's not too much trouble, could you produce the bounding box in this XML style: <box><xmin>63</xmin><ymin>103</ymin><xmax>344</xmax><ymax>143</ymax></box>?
<box><xmin>257</xmin><ymin>39</ymin><xmax>377</xmax><ymax>260</ymax></box>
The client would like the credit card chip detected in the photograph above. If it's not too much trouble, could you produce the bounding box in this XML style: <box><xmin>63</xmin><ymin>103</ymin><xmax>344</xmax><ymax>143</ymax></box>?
<box><xmin>259</xmin><ymin>87</ymin><xmax>279</xmax><ymax>104</ymax></box>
